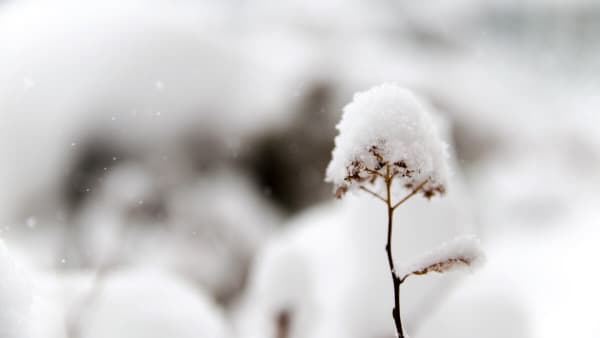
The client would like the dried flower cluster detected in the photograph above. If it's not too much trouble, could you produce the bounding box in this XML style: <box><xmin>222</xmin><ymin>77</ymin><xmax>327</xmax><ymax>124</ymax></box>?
<box><xmin>326</xmin><ymin>83</ymin><xmax>449</xmax><ymax>200</ymax></box>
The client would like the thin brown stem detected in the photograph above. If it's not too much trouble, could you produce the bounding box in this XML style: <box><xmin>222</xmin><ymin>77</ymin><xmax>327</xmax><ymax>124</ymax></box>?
<box><xmin>359</xmin><ymin>186</ymin><xmax>387</xmax><ymax>203</ymax></box>
<box><xmin>384</xmin><ymin>165</ymin><xmax>405</xmax><ymax>338</ymax></box>
<box><xmin>365</xmin><ymin>168</ymin><xmax>386</xmax><ymax>178</ymax></box>
<box><xmin>399</xmin><ymin>275</ymin><xmax>409</xmax><ymax>284</ymax></box>
<box><xmin>363</xmin><ymin>167</ymin><xmax>426</xmax><ymax>338</ymax></box>
<box><xmin>391</xmin><ymin>179</ymin><xmax>429</xmax><ymax>210</ymax></box>
<box><xmin>276</xmin><ymin>309</ymin><xmax>292</xmax><ymax>338</ymax></box>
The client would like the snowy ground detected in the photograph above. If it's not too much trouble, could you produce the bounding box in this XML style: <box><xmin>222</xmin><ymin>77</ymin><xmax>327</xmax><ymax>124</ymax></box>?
<box><xmin>0</xmin><ymin>0</ymin><xmax>599</xmax><ymax>338</ymax></box>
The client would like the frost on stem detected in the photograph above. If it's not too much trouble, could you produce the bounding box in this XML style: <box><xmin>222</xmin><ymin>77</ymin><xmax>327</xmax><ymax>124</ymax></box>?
<box><xmin>325</xmin><ymin>83</ymin><xmax>449</xmax><ymax>199</ymax></box>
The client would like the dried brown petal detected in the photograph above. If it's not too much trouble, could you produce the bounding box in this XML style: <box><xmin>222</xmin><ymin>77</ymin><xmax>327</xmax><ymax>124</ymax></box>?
<box><xmin>411</xmin><ymin>257</ymin><xmax>472</xmax><ymax>276</ymax></box>
<box><xmin>335</xmin><ymin>186</ymin><xmax>348</xmax><ymax>199</ymax></box>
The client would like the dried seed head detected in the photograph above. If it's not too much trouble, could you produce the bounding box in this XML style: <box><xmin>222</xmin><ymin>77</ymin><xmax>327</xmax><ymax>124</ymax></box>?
<box><xmin>325</xmin><ymin>84</ymin><xmax>449</xmax><ymax>199</ymax></box>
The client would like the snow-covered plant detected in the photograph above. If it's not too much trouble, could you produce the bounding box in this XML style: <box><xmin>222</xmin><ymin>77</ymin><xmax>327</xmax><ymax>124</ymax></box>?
<box><xmin>326</xmin><ymin>84</ymin><xmax>483</xmax><ymax>338</ymax></box>
<box><xmin>397</xmin><ymin>235</ymin><xmax>483</xmax><ymax>284</ymax></box>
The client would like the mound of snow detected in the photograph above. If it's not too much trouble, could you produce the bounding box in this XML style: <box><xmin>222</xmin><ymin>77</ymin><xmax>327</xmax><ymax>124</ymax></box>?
<box><xmin>81</xmin><ymin>268</ymin><xmax>229</xmax><ymax>338</ymax></box>
<box><xmin>0</xmin><ymin>240</ymin><xmax>32</xmax><ymax>338</ymax></box>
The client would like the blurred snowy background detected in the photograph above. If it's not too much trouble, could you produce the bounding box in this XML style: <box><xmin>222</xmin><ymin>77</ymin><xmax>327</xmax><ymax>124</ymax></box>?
<box><xmin>0</xmin><ymin>0</ymin><xmax>599</xmax><ymax>337</ymax></box>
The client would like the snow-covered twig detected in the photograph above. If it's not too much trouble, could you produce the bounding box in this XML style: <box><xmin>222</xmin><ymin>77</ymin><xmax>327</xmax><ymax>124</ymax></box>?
<box><xmin>397</xmin><ymin>236</ymin><xmax>484</xmax><ymax>283</ymax></box>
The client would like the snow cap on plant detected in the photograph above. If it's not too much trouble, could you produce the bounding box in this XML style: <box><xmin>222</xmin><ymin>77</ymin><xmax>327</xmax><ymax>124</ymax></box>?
<box><xmin>326</xmin><ymin>83</ymin><xmax>449</xmax><ymax>198</ymax></box>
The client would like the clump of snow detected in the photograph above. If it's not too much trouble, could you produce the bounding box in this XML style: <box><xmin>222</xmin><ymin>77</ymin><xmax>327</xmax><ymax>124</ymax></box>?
<box><xmin>397</xmin><ymin>235</ymin><xmax>484</xmax><ymax>280</ymax></box>
<box><xmin>80</xmin><ymin>268</ymin><xmax>229</xmax><ymax>338</ymax></box>
<box><xmin>0</xmin><ymin>240</ymin><xmax>32</xmax><ymax>338</ymax></box>
<box><xmin>326</xmin><ymin>84</ymin><xmax>449</xmax><ymax>199</ymax></box>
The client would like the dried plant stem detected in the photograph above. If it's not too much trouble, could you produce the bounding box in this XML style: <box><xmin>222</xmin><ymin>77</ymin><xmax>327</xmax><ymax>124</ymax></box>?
<box><xmin>357</xmin><ymin>167</ymin><xmax>428</xmax><ymax>337</ymax></box>
<box><xmin>365</xmin><ymin>168</ymin><xmax>386</xmax><ymax>178</ymax></box>
<box><xmin>383</xmin><ymin>165</ymin><xmax>405</xmax><ymax>338</ymax></box>
<box><xmin>359</xmin><ymin>186</ymin><xmax>387</xmax><ymax>203</ymax></box>
<box><xmin>376</xmin><ymin>165</ymin><xmax>428</xmax><ymax>338</ymax></box>
<box><xmin>276</xmin><ymin>310</ymin><xmax>292</xmax><ymax>338</ymax></box>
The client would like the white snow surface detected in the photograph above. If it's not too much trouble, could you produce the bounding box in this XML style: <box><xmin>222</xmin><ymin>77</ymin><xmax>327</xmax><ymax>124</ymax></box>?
<box><xmin>326</xmin><ymin>84</ymin><xmax>449</xmax><ymax>198</ymax></box>
<box><xmin>0</xmin><ymin>240</ymin><xmax>32</xmax><ymax>338</ymax></box>
<box><xmin>397</xmin><ymin>235</ymin><xmax>484</xmax><ymax>279</ymax></box>
<box><xmin>81</xmin><ymin>268</ymin><xmax>229</xmax><ymax>338</ymax></box>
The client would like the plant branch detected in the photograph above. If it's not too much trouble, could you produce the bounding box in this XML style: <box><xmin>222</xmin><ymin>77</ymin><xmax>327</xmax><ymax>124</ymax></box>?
<box><xmin>359</xmin><ymin>186</ymin><xmax>387</xmax><ymax>203</ymax></box>
<box><xmin>392</xmin><ymin>179</ymin><xmax>429</xmax><ymax>210</ymax></box>
<box><xmin>365</xmin><ymin>168</ymin><xmax>385</xmax><ymax>178</ymax></box>
<box><xmin>384</xmin><ymin>165</ymin><xmax>405</xmax><ymax>338</ymax></box>
<box><xmin>400</xmin><ymin>255</ymin><xmax>478</xmax><ymax>283</ymax></box>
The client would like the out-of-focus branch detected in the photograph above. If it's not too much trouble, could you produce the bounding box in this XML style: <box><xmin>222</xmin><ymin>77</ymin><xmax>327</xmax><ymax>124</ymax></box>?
<box><xmin>359</xmin><ymin>186</ymin><xmax>387</xmax><ymax>203</ymax></box>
